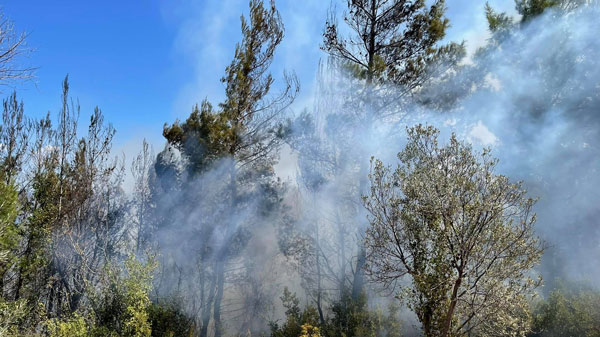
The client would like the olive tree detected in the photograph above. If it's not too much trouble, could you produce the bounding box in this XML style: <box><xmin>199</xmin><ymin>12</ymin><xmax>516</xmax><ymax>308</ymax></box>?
<box><xmin>363</xmin><ymin>125</ymin><xmax>543</xmax><ymax>337</ymax></box>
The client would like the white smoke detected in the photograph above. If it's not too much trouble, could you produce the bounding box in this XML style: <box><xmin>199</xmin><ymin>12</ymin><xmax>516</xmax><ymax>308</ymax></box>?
<box><xmin>147</xmin><ymin>3</ymin><xmax>600</xmax><ymax>335</ymax></box>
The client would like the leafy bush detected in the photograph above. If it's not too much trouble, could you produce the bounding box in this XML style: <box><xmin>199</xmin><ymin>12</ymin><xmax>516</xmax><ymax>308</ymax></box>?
<box><xmin>270</xmin><ymin>287</ymin><xmax>321</xmax><ymax>337</ymax></box>
<box><xmin>89</xmin><ymin>255</ymin><xmax>157</xmax><ymax>337</ymax></box>
<box><xmin>148</xmin><ymin>299</ymin><xmax>195</xmax><ymax>337</ymax></box>
<box><xmin>47</xmin><ymin>314</ymin><xmax>88</xmax><ymax>337</ymax></box>
<box><xmin>529</xmin><ymin>284</ymin><xmax>600</xmax><ymax>337</ymax></box>
<box><xmin>326</xmin><ymin>291</ymin><xmax>402</xmax><ymax>337</ymax></box>
<box><xmin>270</xmin><ymin>288</ymin><xmax>403</xmax><ymax>337</ymax></box>
<box><xmin>0</xmin><ymin>299</ymin><xmax>30</xmax><ymax>337</ymax></box>
<box><xmin>300</xmin><ymin>324</ymin><xmax>321</xmax><ymax>337</ymax></box>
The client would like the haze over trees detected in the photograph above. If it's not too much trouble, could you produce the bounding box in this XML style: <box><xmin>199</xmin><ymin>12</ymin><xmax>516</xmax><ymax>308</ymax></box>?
<box><xmin>0</xmin><ymin>0</ymin><xmax>599</xmax><ymax>336</ymax></box>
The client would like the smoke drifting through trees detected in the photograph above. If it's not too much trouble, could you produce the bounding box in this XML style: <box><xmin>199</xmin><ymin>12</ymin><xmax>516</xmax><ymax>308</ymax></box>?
<box><xmin>145</xmin><ymin>3</ymin><xmax>600</xmax><ymax>335</ymax></box>
<box><xmin>0</xmin><ymin>1</ymin><xmax>599</xmax><ymax>336</ymax></box>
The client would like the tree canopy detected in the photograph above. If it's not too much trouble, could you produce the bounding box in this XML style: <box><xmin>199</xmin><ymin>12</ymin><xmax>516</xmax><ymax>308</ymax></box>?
<box><xmin>364</xmin><ymin>125</ymin><xmax>544</xmax><ymax>336</ymax></box>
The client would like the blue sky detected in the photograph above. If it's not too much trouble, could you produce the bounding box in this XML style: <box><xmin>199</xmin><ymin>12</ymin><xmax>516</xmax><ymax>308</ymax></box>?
<box><xmin>1</xmin><ymin>0</ymin><xmax>517</xmax><ymax>163</ymax></box>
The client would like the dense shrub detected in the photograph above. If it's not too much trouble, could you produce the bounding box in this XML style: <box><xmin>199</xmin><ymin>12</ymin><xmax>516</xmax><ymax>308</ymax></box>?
<box><xmin>148</xmin><ymin>299</ymin><xmax>195</xmax><ymax>337</ymax></box>
<box><xmin>529</xmin><ymin>284</ymin><xmax>600</xmax><ymax>337</ymax></box>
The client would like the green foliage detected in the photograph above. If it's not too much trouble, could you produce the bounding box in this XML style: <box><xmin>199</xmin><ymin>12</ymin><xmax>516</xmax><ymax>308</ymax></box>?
<box><xmin>90</xmin><ymin>255</ymin><xmax>157</xmax><ymax>337</ymax></box>
<box><xmin>162</xmin><ymin>0</ymin><xmax>295</xmax><ymax>177</ymax></box>
<box><xmin>516</xmin><ymin>0</ymin><xmax>560</xmax><ymax>22</ymax></box>
<box><xmin>148</xmin><ymin>299</ymin><xmax>195</xmax><ymax>337</ymax></box>
<box><xmin>372</xmin><ymin>302</ymin><xmax>403</xmax><ymax>337</ymax></box>
<box><xmin>485</xmin><ymin>0</ymin><xmax>578</xmax><ymax>35</ymax></box>
<box><xmin>3</xmin><ymin>2</ymin><xmax>597</xmax><ymax>337</ymax></box>
<box><xmin>271</xmin><ymin>288</ymin><xmax>403</xmax><ymax>337</ymax></box>
<box><xmin>0</xmin><ymin>179</ymin><xmax>19</xmax><ymax>268</ymax></box>
<box><xmin>300</xmin><ymin>324</ymin><xmax>321</xmax><ymax>337</ymax></box>
<box><xmin>529</xmin><ymin>284</ymin><xmax>600</xmax><ymax>337</ymax></box>
<box><xmin>343</xmin><ymin>54</ymin><xmax>387</xmax><ymax>84</ymax></box>
<box><xmin>0</xmin><ymin>91</ymin><xmax>29</xmax><ymax>182</ymax></box>
<box><xmin>220</xmin><ymin>0</ymin><xmax>281</xmax><ymax>115</ymax></box>
<box><xmin>323</xmin><ymin>0</ymin><xmax>464</xmax><ymax>90</ymax></box>
<box><xmin>0</xmin><ymin>182</ymin><xmax>30</xmax><ymax>334</ymax></box>
<box><xmin>163</xmin><ymin>0</ymin><xmax>293</xmax><ymax>171</ymax></box>
<box><xmin>0</xmin><ymin>299</ymin><xmax>29</xmax><ymax>337</ymax></box>
<box><xmin>271</xmin><ymin>288</ymin><xmax>321</xmax><ymax>337</ymax></box>
<box><xmin>47</xmin><ymin>256</ymin><xmax>157</xmax><ymax>337</ymax></box>
<box><xmin>326</xmin><ymin>291</ymin><xmax>402</xmax><ymax>337</ymax></box>
<box><xmin>327</xmin><ymin>291</ymin><xmax>374</xmax><ymax>337</ymax></box>
<box><xmin>47</xmin><ymin>314</ymin><xmax>89</xmax><ymax>337</ymax></box>
<box><xmin>364</xmin><ymin>125</ymin><xmax>542</xmax><ymax>336</ymax></box>
<box><xmin>158</xmin><ymin>3</ymin><xmax>294</xmax><ymax>337</ymax></box>
<box><xmin>46</xmin><ymin>257</ymin><xmax>193</xmax><ymax>337</ymax></box>
<box><xmin>163</xmin><ymin>100</ymin><xmax>232</xmax><ymax>174</ymax></box>
<box><xmin>485</xmin><ymin>2</ymin><xmax>514</xmax><ymax>33</ymax></box>
<box><xmin>16</xmin><ymin>166</ymin><xmax>59</xmax><ymax>302</ymax></box>
<box><xmin>122</xmin><ymin>258</ymin><xmax>155</xmax><ymax>337</ymax></box>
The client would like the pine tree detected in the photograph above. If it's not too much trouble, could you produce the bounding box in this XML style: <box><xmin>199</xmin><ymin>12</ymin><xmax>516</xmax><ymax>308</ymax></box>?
<box><xmin>322</xmin><ymin>0</ymin><xmax>463</xmax><ymax>94</ymax></box>
<box><xmin>157</xmin><ymin>1</ymin><xmax>297</xmax><ymax>336</ymax></box>
<box><xmin>321</xmin><ymin>0</ymin><xmax>464</xmax><ymax>305</ymax></box>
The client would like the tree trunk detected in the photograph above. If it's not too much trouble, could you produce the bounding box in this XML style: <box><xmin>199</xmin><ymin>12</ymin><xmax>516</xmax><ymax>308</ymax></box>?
<box><xmin>14</xmin><ymin>231</ymin><xmax>35</xmax><ymax>300</ymax></box>
<box><xmin>315</xmin><ymin>222</ymin><xmax>325</xmax><ymax>326</ymax></box>
<box><xmin>352</xmin><ymin>1</ymin><xmax>377</xmax><ymax>300</ymax></box>
<box><xmin>422</xmin><ymin>307</ymin><xmax>433</xmax><ymax>337</ymax></box>
<box><xmin>213</xmin><ymin>260</ymin><xmax>226</xmax><ymax>337</ymax></box>
<box><xmin>351</xmin><ymin>248</ymin><xmax>366</xmax><ymax>300</ymax></box>
<box><xmin>213</xmin><ymin>161</ymin><xmax>236</xmax><ymax>337</ymax></box>
<box><xmin>48</xmin><ymin>282</ymin><xmax>56</xmax><ymax>316</ymax></box>
<box><xmin>366</xmin><ymin>0</ymin><xmax>377</xmax><ymax>85</ymax></box>
<box><xmin>352</xmin><ymin>155</ymin><xmax>370</xmax><ymax>301</ymax></box>
<box><xmin>336</xmin><ymin>212</ymin><xmax>347</xmax><ymax>301</ymax></box>
<box><xmin>198</xmin><ymin>265</ymin><xmax>205</xmax><ymax>333</ymax></box>
<box><xmin>442</xmin><ymin>275</ymin><xmax>463</xmax><ymax>337</ymax></box>
<box><xmin>200</xmin><ymin>270</ymin><xmax>217</xmax><ymax>337</ymax></box>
